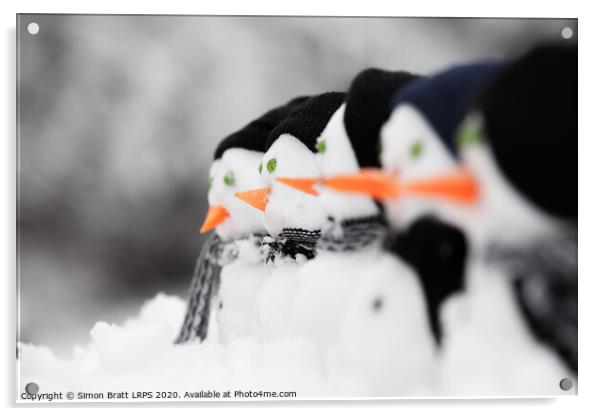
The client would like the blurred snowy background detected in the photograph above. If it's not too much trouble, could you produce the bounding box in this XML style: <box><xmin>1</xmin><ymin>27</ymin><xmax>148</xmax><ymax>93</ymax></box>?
<box><xmin>17</xmin><ymin>15</ymin><xmax>576</xmax><ymax>355</ymax></box>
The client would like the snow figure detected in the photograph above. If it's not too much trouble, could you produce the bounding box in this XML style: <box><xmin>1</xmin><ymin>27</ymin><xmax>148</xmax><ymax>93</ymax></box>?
<box><xmin>324</xmin><ymin>44</ymin><xmax>577</xmax><ymax>394</ymax></box>
<box><xmin>296</xmin><ymin>66</ymin><xmax>497</xmax><ymax>345</ymax></box>
<box><xmin>235</xmin><ymin>92</ymin><xmax>346</xmax><ymax>341</ymax></box>
<box><xmin>175</xmin><ymin>97</ymin><xmax>308</xmax><ymax>344</ymax></box>
<box><xmin>267</xmin><ymin>70</ymin><xmax>438</xmax><ymax>394</ymax></box>
<box><xmin>432</xmin><ymin>44</ymin><xmax>577</xmax><ymax>394</ymax></box>
<box><xmin>326</xmin><ymin>254</ymin><xmax>436</xmax><ymax>396</ymax></box>
<box><xmin>375</xmin><ymin>62</ymin><xmax>499</xmax><ymax>343</ymax></box>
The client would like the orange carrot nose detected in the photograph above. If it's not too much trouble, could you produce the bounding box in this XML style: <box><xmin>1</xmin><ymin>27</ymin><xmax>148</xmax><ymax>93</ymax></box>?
<box><xmin>399</xmin><ymin>169</ymin><xmax>479</xmax><ymax>204</ymax></box>
<box><xmin>234</xmin><ymin>187</ymin><xmax>271</xmax><ymax>212</ymax></box>
<box><xmin>199</xmin><ymin>205</ymin><xmax>230</xmax><ymax>234</ymax></box>
<box><xmin>276</xmin><ymin>177</ymin><xmax>320</xmax><ymax>196</ymax></box>
<box><xmin>322</xmin><ymin>168</ymin><xmax>402</xmax><ymax>200</ymax></box>
<box><xmin>322</xmin><ymin>168</ymin><xmax>479</xmax><ymax>204</ymax></box>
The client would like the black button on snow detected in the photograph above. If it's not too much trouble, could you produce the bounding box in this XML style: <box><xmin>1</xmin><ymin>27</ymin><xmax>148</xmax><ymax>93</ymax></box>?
<box><xmin>372</xmin><ymin>297</ymin><xmax>383</xmax><ymax>312</ymax></box>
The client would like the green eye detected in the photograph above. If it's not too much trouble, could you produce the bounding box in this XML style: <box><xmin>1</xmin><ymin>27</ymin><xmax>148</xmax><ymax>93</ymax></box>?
<box><xmin>258</xmin><ymin>162</ymin><xmax>263</xmax><ymax>174</ymax></box>
<box><xmin>378</xmin><ymin>135</ymin><xmax>384</xmax><ymax>154</ymax></box>
<box><xmin>208</xmin><ymin>177</ymin><xmax>213</xmax><ymax>190</ymax></box>
<box><xmin>410</xmin><ymin>141</ymin><xmax>423</xmax><ymax>159</ymax></box>
<box><xmin>266</xmin><ymin>158</ymin><xmax>277</xmax><ymax>173</ymax></box>
<box><xmin>316</xmin><ymin>138</ymin><xmax>326</xmax><ymax>154</ymax></box>
<box><xmin>223</xmin><ymin>171</ymin><xmax>235</xmax><ymax>186</ymax></box>
<box><xmin>455</xmin><ymin>117</ymin><xmax>484</xmax><ymax>148</ymax></box>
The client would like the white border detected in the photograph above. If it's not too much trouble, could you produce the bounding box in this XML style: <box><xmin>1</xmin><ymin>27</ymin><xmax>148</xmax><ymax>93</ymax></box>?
<box><xmin>2</xmin><ymin>0</ymin><xmax>600</xmax><ymax>414</ymax></box>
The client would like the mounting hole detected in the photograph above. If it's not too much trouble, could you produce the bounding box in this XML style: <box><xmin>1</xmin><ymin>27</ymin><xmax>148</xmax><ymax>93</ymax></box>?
<box><xmin>27</xmin><ymin>22</ymin><xmax>40</xmax><ymax>35</ymax></box>
<box><xmin>559</xmin><ymin>377</ymin><xmax>573</xmax><ymax>391</ymax></box>
<box><xmin>561</xmin><ymin>26</ymin><xmax>573</xmax><ymax>40</ymax></box>
<box><xmin>25</xmin><ymin>382</ymin><xmax>39</xmax><ymax>395</ymax></box>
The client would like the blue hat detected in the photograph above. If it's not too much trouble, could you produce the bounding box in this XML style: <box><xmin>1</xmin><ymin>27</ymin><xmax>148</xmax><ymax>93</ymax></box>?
<box><xmin>391</xmin><ymin>61</ymin><xmax>501</xmax><ymax>156</ymax></box>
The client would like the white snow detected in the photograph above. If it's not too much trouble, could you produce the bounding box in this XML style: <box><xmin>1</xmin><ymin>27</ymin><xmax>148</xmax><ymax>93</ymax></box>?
<box><xmin>18</xmin><ymin>246</ymin><xmax>436</xmax><ymax>400</ymax></box>
<box><xmin>18</xmin><ymin>293</ymin><xmax>327</xmax><ymax>398</ymax></box>
<box><xmin>18</xmin><ymin>260</ymin><xmax>575</xmax><ymax>400</ymax></box>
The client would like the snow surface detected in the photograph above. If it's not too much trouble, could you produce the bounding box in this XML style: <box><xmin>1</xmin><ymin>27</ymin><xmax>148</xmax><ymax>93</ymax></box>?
<box><xmin>18</xmin><ymin>244</ymin><xmax>437</xmax><ymax>399</ymax></box>
<box><xmin>18</xmin><ymin>293</ymin><xmax>327</xmax><ymax>398</ymax></box>
<box><xmin>19</xmin><ymin>241</ymin><xmax>574</xmax><ymax>399</ymax></box>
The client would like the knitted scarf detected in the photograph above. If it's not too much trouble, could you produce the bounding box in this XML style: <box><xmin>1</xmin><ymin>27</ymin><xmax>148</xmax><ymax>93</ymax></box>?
<box><xmin>486</xmin><ymin>231</ymin><xmax>577</xmax><ymax>372</ymax></box>
<box><xmin>174</xmin><ymin>233</ymin><xmax>263</xmax><ymax>343</ymax></box>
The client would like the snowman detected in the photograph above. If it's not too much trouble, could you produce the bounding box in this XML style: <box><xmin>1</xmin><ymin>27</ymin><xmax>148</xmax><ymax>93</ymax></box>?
<box><xmin>234</xmin><ymin>92</ymin><xmax>345</xmax><ymax>341</ymax></box>
<box><xmin>323</xmin><ymin>44</ymin><xmax>577</xmax><ymax>395</ymax></box>
<box><xmin>175</xmin><ymin>97</ymin><xmax>307</xmax><ymax>344</ymax></box>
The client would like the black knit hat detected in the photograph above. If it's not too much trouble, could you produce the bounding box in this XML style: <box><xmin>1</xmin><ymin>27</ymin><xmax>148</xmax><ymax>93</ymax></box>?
<box><xmin>344</xmin><ymin>68</ymin><xmax>420</xmax><ymax>167</ymax></box>
<box><xmin>214</xmin><ymin>96</ymin><xmax>310</xmax><ymax>160</ymax></box>
<box><xmin>478</xmin><ymin>43</ymin><xmax>577</xmax><ymax>220</ymax></box>
<box><xmin>266</xmin><ymin>92</ymin><xmax>346</xmax><ymax>152</ymax></box>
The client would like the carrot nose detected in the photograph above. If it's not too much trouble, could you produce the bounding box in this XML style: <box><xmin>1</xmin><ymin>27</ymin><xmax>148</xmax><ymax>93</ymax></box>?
<box><xmin>234</xmin><ymin>187</ymin><xmax>271</xmax><ymax>211</ymax></box>
<box><xmin>199</xmin><ymin>205</ymin><xmax>230</xmax><ymax>234</ymax></box>
<box><xmin>276</xmin><ymin>177</ymin><xmax>320</xmax><ymax>196</ymax></box>
<box><xmin>399</xmin><ymin>169</ymin><xmax>479</xmax><ymax>204</ymax></box>
<box><xmin>323</xmin><ymin>168</ymin><xmax>479</xmax><ymax>204</ymax></box>
<box><xmin>322</xmin><ymin>168</ymin><xmax>402</xmax><ymax>200</ymax></box>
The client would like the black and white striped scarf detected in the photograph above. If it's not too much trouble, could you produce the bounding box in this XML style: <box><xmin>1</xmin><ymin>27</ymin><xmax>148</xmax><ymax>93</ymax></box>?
<box><xmin>261</xmin><ymin>228</ymin><xmax>321</xmax><ymax>263</ymax></box>
<box><xmin>260</xmin><ymin>215</ymin><xmax>386</xmax><ymax>262</ymax></box>
<box><xmin>317</xmin><ymin>215</ymin><xmax>387</xmax><ymax>252</ymax></box>
<box><xmin>174</xmin><ymin>233</ymin><xmax>263</xmax><ymax>344</ymax></box>
<box><xmin>176</xmin><ymin>215</ymin><xmax>386</xmax><ymax>343</ymax></box>
<box><xmin>486</xmin><ymin>231</ymin><xmax>577</xmax><ymax>373</ymax></box>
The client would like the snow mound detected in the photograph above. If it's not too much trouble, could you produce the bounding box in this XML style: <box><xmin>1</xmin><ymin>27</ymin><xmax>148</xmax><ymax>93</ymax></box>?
<box><xmin>18</xmin><ymin>286</ymin><xmax>576</xmax><ymax>399</ymax></box>
<box><xmin>18</xmin><ymin>293</ymin><xmax>326</xmax><ymax>398</ymax></box>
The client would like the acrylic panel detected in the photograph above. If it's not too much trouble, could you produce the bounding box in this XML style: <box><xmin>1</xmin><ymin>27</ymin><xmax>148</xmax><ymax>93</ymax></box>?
<box><xmin>16</xmin><ymin>14</ymin><xmax>577</xmax><ymax>402</ymax></box>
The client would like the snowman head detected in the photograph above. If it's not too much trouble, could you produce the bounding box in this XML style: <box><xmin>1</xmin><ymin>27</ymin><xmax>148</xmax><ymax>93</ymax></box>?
<box><xmin>311</xmin><ymin>103</ymin><xmax>379</xmax><ymax>223</ymax></box>
<box><xmin>451</xmin><ymin>44</ymin><xmax>577</xmax><ymax>243</ymax></box>
<box><xmin>257</xmin><ymin>133</ymin><xmax>327</xmax><ymax>237</ymax></box>
<box><xmin>202</xmin><ymin>149</ymin><xmax>265</xmax><ymax>239</ymax></box>
<box><xmin>235</xmin><ymin>92</ymin><xmax>345</xmax><ymax>237</ymax></box>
